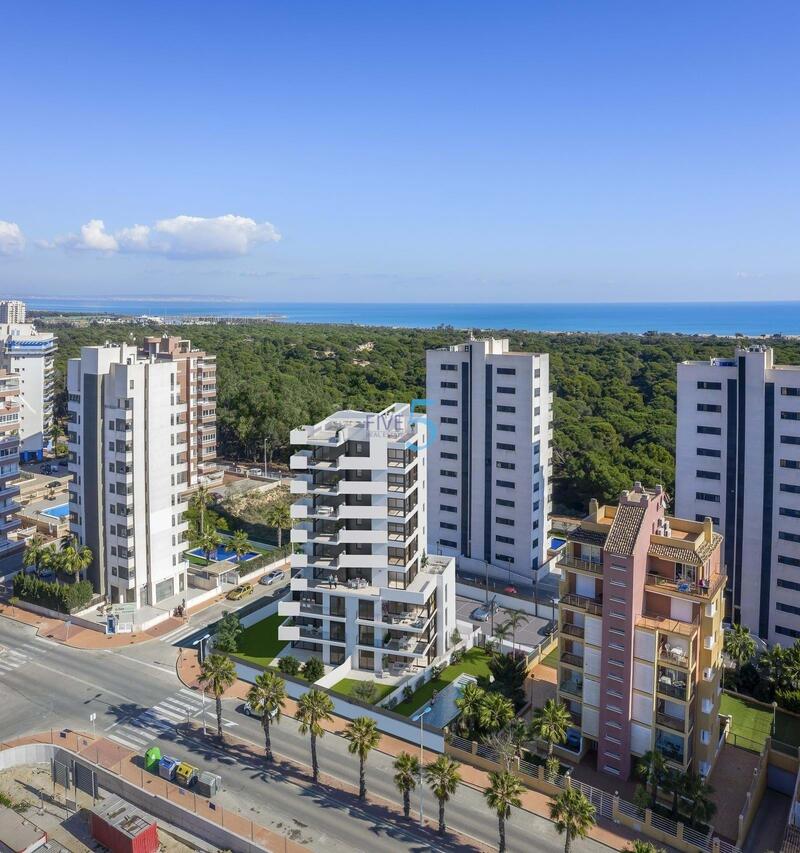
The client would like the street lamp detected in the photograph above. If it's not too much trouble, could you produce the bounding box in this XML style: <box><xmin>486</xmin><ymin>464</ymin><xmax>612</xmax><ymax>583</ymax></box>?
<box><xmin>417</xmin><ymin>704</ymin><xmax>434</xmax><ymax>827</ymax></box>
<box><xmin>772</xmin><ymin>700</ymin><xmax>778</xmax><ymax>736</ymax></box>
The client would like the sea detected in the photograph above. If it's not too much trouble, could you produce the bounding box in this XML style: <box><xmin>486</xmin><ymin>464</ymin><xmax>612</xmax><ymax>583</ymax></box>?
<box><xmin>20</xmin><ymin>298</ymin><xmax>800</xmax><ymax>337</ymax></box>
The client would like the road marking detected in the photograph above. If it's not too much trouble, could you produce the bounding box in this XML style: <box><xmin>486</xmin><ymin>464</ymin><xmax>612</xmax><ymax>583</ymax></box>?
<box><xmin>23</xmin><ymin>659</ymin><xmax>136</xmax><ymax>704</ymax></box>
<box><xmin>100</xmin><ymin>650</ymin><xmax>176</xmax><ymax>674</ymax></box>
<box><xmin>152</xmin><ymin>705</ymin><xmax>184</xmax><ymax>723</ymax></box>
<box><xmin>161</xmin><ymin>624</ymin><xmax>198</xmax><ymax>644</ymax></box>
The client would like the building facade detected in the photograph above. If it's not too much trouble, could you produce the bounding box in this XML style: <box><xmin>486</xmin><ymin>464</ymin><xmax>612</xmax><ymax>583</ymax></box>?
<box><xmin>140</xmin><ymin>335</ymin><xmax>219</xmax><ymax>486</ymax></box>
<box><xmin>425</xmin><ymin>338</ymin><xmax>552</xmax><ymax>581</ymax></box>
<box><xmin>676</xmin><ymin>346</ymin><xmax>800</xmax><ymax>643</ymax></box>
<box><xmin>67</xmin><ymin>344</ymin><xmax>189</xmax><ymax>608</ymax></box>
<box><xmin>281</xmin><ymin>404</ymin><xmax>456</xmax><ymax>674</ymax></box>
<box><xmin>0</xmin><ymin>371</ymin><xmax>23</xmax><ymax>569</ymax></box>
<box><xmin>556</xmin><ymin>484</ymin><xmax>725</xmax><ymax>781</ymax></box>
<box><xmin>0</xmin><ymin>302</ymin><xmax>56</xmax><ymax>462</ymax></box>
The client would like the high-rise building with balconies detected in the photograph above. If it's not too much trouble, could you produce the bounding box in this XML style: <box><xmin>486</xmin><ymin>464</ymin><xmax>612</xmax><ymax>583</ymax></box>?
<box><xmin>281</xmin><ymin>404</ymin><xmax>457</xmax><ymax>675</ymax></box>
<box><xmin>139</xmin><ymin>335</ymin><xmax>219</xmax><ymax>487</ymax></box>
<box><xmin>0</xmin><ymin>371</ymin><xmax>23</xmax><ymax>571</ymax></box>
<box><xmin>67</xmin><ymin>344</ymin><xmax>189</xmax><ymax>608</ymax></box>
<box><xmin>0</xmin><ymin>301</ymin><xmax>56</xmax><ymax>462</ymax></box>
<box><xmin>425</xmin><ymin>338</ymin><xmax>552</xmax><ymax>583</ymax></box>
<box><xmin>555</xmin><ymin>483</ymin><xmax>725</xmax><ymax>781</ymax></box>
<box><xmin>676</xmin><ymin>345</ymin><xmax>800</xmax><ymax>644</ymax></box>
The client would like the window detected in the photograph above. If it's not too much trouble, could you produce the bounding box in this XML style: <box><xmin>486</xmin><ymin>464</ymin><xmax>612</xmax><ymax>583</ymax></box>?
<box><xmin>779</xmin><ymin>555</ymin><xmax>800</xmax><ymax>567</ymax></box>
<box><xmin>496</xmin><ymin>535</ymin><xmax>515</xmax><ymax>544</ymax></box>
<box><xmin>497</xmin><ymin>386</ymin><xmax>516</xmax><ymax>394</ymax></box>
<box><xmin>697</xmin><ymin>381</ymin><xmax>722</xmax><ymax>390</ymax></box>
<box><xmin>496</xmin><ymin>461</ymin><xmax>515</xmax><ymax>470</ymax></box>
<box><xmin>495</xmin><ymin>553</ymin><xmax>514</xmax><ymax>563</ymax></box>
<box><xmin>441</xmin><ymin>363</ymin><xmax>457</xmax><ymax>371</ymax></box>
<box><xmin>698</xmin><ymin>448</ymin><xmax>721</xmax><ymax>457</ymax></box>
<box><xmin>441</xmin><ymin>452</ymin><xmax>457</xmax><ymax>460</ymax></box>
<box><xmin>779</xmin><ymin>531</ymin><xmax>800</xmax><ymax>543</ymax></box>
<box><xmin>441</xmin><ymin>434</ymin><xmax>458</xmax><ymax>442</ymax></box>
<box><xmin>440</xmin><ymin>399</ymin><xmax>457</xmax><ymax>407</ymax></box>
<box><xmin>441</xmin><ymin>521</ymin><xmax>457</xmax><ymax>530</ymax></box>
<box><xmin>441</xmin><ymin>416</ymin><xmax>458</xmax><ymax>424</ymax></box>
<box><xmin>440</xmin><ymin>381</ymin><xmax>457</xmax><ymax>389</ymax></box>
<box><xmin>440</xmin><ymin>486</ymin><xmax>457</xmax><ymax>495</ymax></box>
<box><xmin>440</xmin><ymin>469</ymin><xmax>457</xmax><ymax>478</ymax></box>
<box><xmin>496</xmin><ymin>498</ymin><xmax>515</xmax><ymax>507</ymax></box>
<box><xmin>496</xmin><ymin>516</ymin><xmax>514</xmax><ymax>526</ymax></box>
<box><xmin>497</xmin><ymin>405</ymin><xmax>516</xmax><ymax>413</ymax></box>
<box><xmin>781</xmin><ymin>484</ymin><xmax>800</xmax><ymax>494</ymax></box>
<box><xmin>781</xmin><ymin>459</ymin><xmax>800</xmax><ymax>469</ymax></box>
<box><xmin>696</xmin><ymin>492</ymin><xmax>721</xmax><ymax>503</ymax></box>
<box><xmin>440</xmin><ymin>504</ymin><xmax>457</xmax><ymax>513</ymax></box>
<box><xmin>497</xmin><ymin>423</ymin><xmax>515</xmax><ymax>432</ymax></box>
<box><xmin>782</xmin><ymin>412</ymin><xmax>800</xmax><ymax>421</ymax></box>
<box><xmin>777</xmin><ymin>601</ymin><xmax>800</xmax><ymax>616</ymax></box>
<box><xmin>781</xmin><ymin>387</ymin><xmax>800</xmax><ymax>396</ymax></box>
<box><xmin>780</xmin><ymin>507</ymin><xmax>800</xmax><ymax>518</ymax></box>
<box><xmin>778</xmin><ymin>579</ymin><xmax>800</xmax><ymax>592</ymax></box>
<box><xmin>697</xmin><ymin>403</ymin><xmax>722</xmax><ymax>412</ymax></box>
<box><xmin>698</xmin><ymin>425</ymin><xmax>722</xmax><ymax>435</ymax></box>
<box><xmin>496</xmin><ymin>442</ymin><xmax>515</xmax><ymax>451</ymax></box>
<box><xmin>783</xmin><ymin>435</ymin><xmax>800</xmax><ymax>445</ymax></box>
<box><xmin>697</xmin><ymin>470</ymin><xmax>721</xmax><ymax>480</ymax></box>
<box><xmin>497</xmin><ymin>367</ymin><xmax>516</xmax><ymax>375</ymax></box>
<box><xmin>695</xmin><ymin>513</ymin><xmax>720</xmax><ymax>525</ymax></box>
<box><xmin>496</xmin><ymin>479</ymin><xmax>515</xmax><ymax>488</ymax></box>
<box><xmin>777</xmin><ymin>625</ymin><xmax>800</xmax><ymax>638</ymax></box>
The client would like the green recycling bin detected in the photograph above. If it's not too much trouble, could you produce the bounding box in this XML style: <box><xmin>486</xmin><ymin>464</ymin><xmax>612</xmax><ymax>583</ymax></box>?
<box><xmin>144</xmin><ymin>746</ymin><xmax>162</xmax><ymax>773</ymax></box>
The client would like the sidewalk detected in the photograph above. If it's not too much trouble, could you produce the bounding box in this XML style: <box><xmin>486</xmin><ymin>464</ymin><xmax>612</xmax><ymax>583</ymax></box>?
<box><xmin>178</xmin><ymin>648</ymin><xmax>635</xmax><ymax>851</ymax></box>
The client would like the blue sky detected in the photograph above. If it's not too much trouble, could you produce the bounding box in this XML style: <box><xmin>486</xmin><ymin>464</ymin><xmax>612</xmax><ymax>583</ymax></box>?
<box><xmin>1</xmin><ymin>2</ymin><xmax>798</xmax><ymax>302</ymax></box>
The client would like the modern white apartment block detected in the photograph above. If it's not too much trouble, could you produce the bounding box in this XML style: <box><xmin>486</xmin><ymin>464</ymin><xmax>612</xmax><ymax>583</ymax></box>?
<box><xmin>0</xmin><ymin>371</ymin><xmax>23</xmax><ymax>570</ymax></box>
<box><xmin>0</xmin><ymin>301</ymin><xmax>56</xmax><ymax>462</ymax></box>
<box><xmin>281</xmin><ymin>404</ymin><xmax>457</xmax><ymax>675</ymax></box>
<box><xmin>139</xmin><ymin>335</ymin><xmax>219</xmax><ymax>487</ymax></box>
<box><xmin>676</xmin><ymin>346</ymin><xmax>800</xmax><ymax>644</ymax></box>
<box><xmin>67</xmin><ymin>344</ymin><xmax>189</xmax><ymax>608</ymax></box>
<box><xmin>425</xmin><ymin>338</ymin><xmax>552</xmax><ymax>581</ymax></box>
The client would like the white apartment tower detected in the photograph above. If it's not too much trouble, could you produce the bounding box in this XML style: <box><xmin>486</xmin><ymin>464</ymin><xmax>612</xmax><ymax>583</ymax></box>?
<box><xmin>0</xmin><ymin>301</ymin><xmax>56</xmax><ymax>462</ymax></box>
<box><xmin>676</xmin><ymin>346</ymin><xmax>800</xmax><ymax>644</ymax></box>
<box><xmin>0</xmin><ymin>371</ymin><xmax>23</xmax><ymax>571</ymax></box>
<box><xmin>281</xmin><ymin>404</ymin><xmax>457</xmax><ymax>674</ymax></box>
<box><xmin>426</xmin><ymin>338</ymin><xmax>552</xmax><ymax>581</ymax></box>
<box><xmin>67</xmin><ymin>344</ymin><xmax>189</xmax><ymax>608</ymax></box>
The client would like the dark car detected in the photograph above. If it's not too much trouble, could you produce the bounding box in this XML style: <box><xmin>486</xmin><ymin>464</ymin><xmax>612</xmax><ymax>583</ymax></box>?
<box><xmin>538</xmin><ymin>619</ymin><xmax>557</xmax><ymax>637</ymax></box>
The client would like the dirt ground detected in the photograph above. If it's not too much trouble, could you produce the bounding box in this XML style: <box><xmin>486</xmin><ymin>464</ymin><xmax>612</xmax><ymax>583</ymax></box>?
<box><xmin>0</xmin><ymin>764</ymin><xmax>196</xmax><ymax>852</ymax></box>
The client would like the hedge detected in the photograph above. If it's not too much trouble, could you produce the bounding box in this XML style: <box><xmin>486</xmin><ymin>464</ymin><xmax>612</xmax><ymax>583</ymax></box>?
<box><xmin>13</xmin><ymin>573</ymin><xmax>94</xmax><ymax>614</ymax></box>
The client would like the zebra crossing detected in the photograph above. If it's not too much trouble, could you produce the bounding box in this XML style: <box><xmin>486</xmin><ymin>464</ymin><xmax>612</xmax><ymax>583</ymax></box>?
<box><xmin>158</xmin><ymin>622</ymin><xmax>200</xmax><ymax>646</ymax></box>
<box><xmin>0</xmin><ymin>643</ymin><xmax>46</xmax><ymax>674</ymax></box>
<box><xmin>107</xmin><ymin>688</ymin><xmax>208</xmax><ymax>751</ymax></box>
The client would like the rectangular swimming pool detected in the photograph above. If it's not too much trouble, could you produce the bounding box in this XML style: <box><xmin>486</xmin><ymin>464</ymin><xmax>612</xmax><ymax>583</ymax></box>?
<box><xmin>188</xmin><ymin>545</ymin><xmax>259</xmax><ymax>563</ymax></box>
<box><xmin>41</xmin><ymin>504</ymin><xmax>69</xmax><ymax>519</ymax></box>
<box><xmin>411</xmin><ymin>673</ymin><xmax>477</xmax><ymax>729</ymax></box>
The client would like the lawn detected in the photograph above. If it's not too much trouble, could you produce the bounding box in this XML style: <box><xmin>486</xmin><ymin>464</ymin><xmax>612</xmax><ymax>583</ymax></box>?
<box><xmin>330</xmin><ymin>678</ymin><xmax>395</xmax><ymax>703</ymax></box>
<box><xmin>541</xmin><ymin>647</ymin><xmax>559</xmax><ymax>669</ymax></box>
<box><xmin>720</xmin><ymin>692</ymin><xmax>800</xmax><ymax>749</ymax></box>
<box><xmin>393</xmin><ymin>647</ymin><xmax>493</xmax><ymax>716</ymax></box>
<box><xmin>235</xmin><ymin>613</ymin><xmax>287</xmax><ymax>668</ymax></box>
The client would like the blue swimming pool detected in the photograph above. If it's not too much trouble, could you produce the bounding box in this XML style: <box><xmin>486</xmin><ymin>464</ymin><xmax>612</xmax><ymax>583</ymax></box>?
<box><xmin>550</xmin><ymin>537</ymin><xmax>566</xmax><ymax>550</ymax></box>
<box><xmin>188</xmin><ymin>545</ymin><xmax>259</xmax><ymax>563</ymax></box>
<box><xmin>411</xmin><ymin>673</ymin><xmax>477</xmax><ymax>728</ymax></box>
<box><xmin>41</xmin><ymin>504</ymin><xmax>69</xmax><ymax>519</ymax></box>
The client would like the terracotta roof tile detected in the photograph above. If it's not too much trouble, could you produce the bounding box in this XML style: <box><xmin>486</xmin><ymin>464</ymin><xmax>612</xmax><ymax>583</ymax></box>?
<box><xmin>605</xmin><ymin>503</ymin><xmax>647</xmax><ymax>556</ymax></box>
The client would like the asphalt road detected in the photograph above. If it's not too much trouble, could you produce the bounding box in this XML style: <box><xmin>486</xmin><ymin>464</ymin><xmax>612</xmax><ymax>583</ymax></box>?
<box><xmin>0</xmin><ymin>613</ymin><xmax>611</xmax><ymax>853</ymax></box>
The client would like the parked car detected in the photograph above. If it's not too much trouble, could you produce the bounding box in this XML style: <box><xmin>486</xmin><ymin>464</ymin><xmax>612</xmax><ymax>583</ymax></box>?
<box><xmin>503</xmin><ymin>585</ymin><xmax>518</xmax><ymax>595</ymax></box>
<box><xmin>47</xmin><ymin>480</ymin><xmax>61</xmax><ymax>488</ymax></box>
<box><xmin>538</xmin><ymin>619</ymin><xmax>557</xmax><ymax>636</ymax></box>
<box><xmin>241</xmin><ymin>700</ymin><xmax>278</xmax><ymax>720</ymax></box>
<box><xmin>226</xmin><ymin>584</ymin><xmax>254</xmax><ymax>601</ymax></box>
<box><xmin>259</xmin><ymin>569</ymin><xmax>284</xmax><ymax>585</ymax></box>
<box><xmin>470</xmin><ymin>604</ymin><xmax>491</xmax><ymax>622</ymax></box>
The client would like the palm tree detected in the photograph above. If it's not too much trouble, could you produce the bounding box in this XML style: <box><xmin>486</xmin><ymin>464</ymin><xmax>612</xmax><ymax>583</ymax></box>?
<box><xmin>192</xmin><ymin>484</ymin><xmax>212</xmax><ymax>535</ymax></box>
<box><xmin>60</xmin><ymin>537</ymin><xmax>93</xmax><ymax>584</ymax></box>
<box><xmin>23</xmin><ymin>534</ymin><xmax>47</xmax><ymax>576</ymax></box>
<box><xmin>200</xmin><ymin>528</ymin><xmax>222</xmax><ymax>565</ymax></box>
<box><xmin>246</xmin><ymin>671</ymin><xmax>286</xmax><ymax>762</ymax></box>
<box><xmin>479</xmin><ymin>692</ymin><xmax>515</xmax><ymax>734</ymax></box>
<box><xmin>345</xmin><ymin>716</ymin><xmax>380</xmax><ymax>799</ymax></box>
<box><xmin>759</xmin><ymin>644</ymin><xmax>786</xmax><ymax>694</ymax></box>
<box><xmin>264</xmin><ymin>500</ymin><xmax>292</xmax><ymax>549</ymax></box>
<box><xmin>425</xmin><ymin>754</ymin><xmax>461</xmax><ymax>834</ymax></box>
<box><xmin>393</xmin><ymin>751</ymin><xmax>420</xmax><ymax>819</ymax></box>
<box><xmin>505</xmin><ymin>610</ymin><xmax>529</xmax><ymax>656</ymax></box>
<box><xmin>625</xmin><ymin>842</ymin><xmax>665</xmax><ymax>853</ymax></box>
<box><xmin>198</xmin><ymin>654</ymin><xmax>236</xmax><ymax>739</ymax></box>
<box><xmin>549</xmin><ymin>788</ymin><xmax>596</xmax><ymax>853</ymax></box>
<box><xmin>530</xmin><ymin>698</ymin><xmax>571</xmax><ymax>759</ymax></box>
<box><xmin>455</xmin><ymin>681</ymin><xmax>486</xmax><ymax>737</ymax></box>
<box><xmin>493</xmin><ymin>620</ymin><xmax>512</xmax><ymax>651</ymax></box>
<box><xmin>295</xmin><ymin>689</ymin><xmax>334</xmax><ymax>783</ymax></box>
<box><xmin>230</xmin><ymin>529</ymin><xmax>251</xmax><ymax>564</ymax></box>
<box><xmin>724</xmin><ymin>623</ymin><xmax>757</xmax><ymax>669</ymax></box>
<box><xmin>636</xmin><ymin>749</ymin><xmax>667</xmax><ymax>807</ymax></box>
<box><xmin>661</xmin><ymin>766</ymin><xmax>686</xmax><ymax>819</ymax></box>
<box><xmin>484</xmin><ymin>770</ymin><xmax>523</xmax><ymax>853</ymax></box>
<box><xmin>683</xmin><ymin>772</ymin><xmax>717</xmax><ymax>827</ymax></box>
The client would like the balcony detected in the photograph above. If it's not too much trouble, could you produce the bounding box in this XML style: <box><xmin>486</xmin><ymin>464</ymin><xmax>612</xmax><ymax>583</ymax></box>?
<box><xmin>645</xmin><ymin>571</ymin><xmax>720</xmax><ymax>599</ymax></box>
<box><xmin>656</xmin><ymin>711</ymin><xmax>687</xmax><ymax>733</ymax></box>
<box><xmin>655</xmin><ymin>731</ymin><xmax>686</xmax><ymax>766</ymax></box>
<box><xmin>560</xmin><ymin>593</ymin><xmax>603</xmax><ymax>616</ymax></box>
<box><xmin>559</xmin><ymin>554</ymin><xmax>603</xmax><ymax>575</ymax></box>
<box><xmin>560</xmin><ymin>651</ymin><xmax>584</xmax><ymax>669</ymax></box>
<box><xmin>559</xmin><ymin>677</ymin><xmax>583</xmax><ymax>698</ymax></box>
<box><xmin>656</xmin><ymin>669</ymin><xmax>689</xmax><ymax>702</ymax></box>
<box><xmin>561</xmin><ymin>622</ymin><xmax>585</xmax><ymax>640</ymax></box>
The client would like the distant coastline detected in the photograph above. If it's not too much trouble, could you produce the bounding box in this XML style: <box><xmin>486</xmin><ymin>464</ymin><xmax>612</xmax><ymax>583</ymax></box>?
<box><xmin>18</xmin><ymin>298</ymin><xmax>800</xmax><ymax>337</ymax></box>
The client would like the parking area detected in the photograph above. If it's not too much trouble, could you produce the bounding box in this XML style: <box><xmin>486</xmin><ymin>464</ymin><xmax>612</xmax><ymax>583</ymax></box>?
<box><xmin>455</xmin><ymin>594</ymin><xmax>554</xmax><ymax>649</ymax></box>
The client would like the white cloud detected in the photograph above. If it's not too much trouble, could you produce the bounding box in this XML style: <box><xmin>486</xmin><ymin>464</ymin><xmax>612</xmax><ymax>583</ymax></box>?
<box><xmin>48</xmin><ymin>214</ymin><xmax>281</xmax><ymax>259</ymax></box>
<box><xmin>0</xmin><ymin>221</ymin><xmax>25</xmax><ymax>256</ymax></box>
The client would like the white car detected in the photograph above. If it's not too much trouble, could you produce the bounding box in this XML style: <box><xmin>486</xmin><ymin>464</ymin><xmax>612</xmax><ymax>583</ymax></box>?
<box><xmin>259</xmin><ymin>570</ymin><xmax>284</xmax><ymax>585</ymax></box>
<box><xmin>242</xmin><ymin>701</ymin><xmax>278</xmax><ymax>719</ymax></box>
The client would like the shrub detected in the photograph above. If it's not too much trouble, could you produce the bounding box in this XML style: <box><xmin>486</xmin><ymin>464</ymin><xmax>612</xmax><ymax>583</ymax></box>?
<box><xmin>278</xmin><ymin>656</ymin><xmax>301</xmax><ymax>676</ymax></box>
<box><xmin>544</xmin><ymin>754</ymin><xmax>560</xmax><ymax>781</ymax></box>
<box><xmin>214</xmin><ymin>611</ymin><xmax>242</xmax><ymax>654</ymax></box>
<box><xmin>777</xmin><ymin>688</ymin><xmax>800</xmax><ymax>713</ymax></box>
<box><xmin>450</xmin><ymin>627</ymin><xmax>462</xmax><ymax>647</ymax></box>
<box><xmin>352</xmin><ymin>680</ymin><xmax>377</xmax><ymax>704</ymax></box>
<box><xmin>12</xmin><ymin>573</ymin><xmax>93</xmax><ymax>614</ymax></box>
<box><xmin>450</xmin><ymin>648</ymin><xmax>464</xmax><ymax>664</ymax></box>
<box><xmin>385</xmin><ymin>697</ymin><xmax>398</xmax><ymax>710</ymax></box>
<box><xmin>403</xmin><ymin>685</ymin><xmax>413</xmax><ymax>701</ymax></box>
<box><xmin>302</xmin><ymin>657</ymin><xmax>325</xmax><ymax>682</ymax></box>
